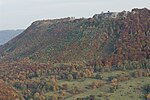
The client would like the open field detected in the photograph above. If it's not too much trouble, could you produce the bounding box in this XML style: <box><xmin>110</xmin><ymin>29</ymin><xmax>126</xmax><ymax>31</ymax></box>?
<box><xmin>43</xmin><ymin>70</ymin><xmax>150</xmax><ymax>100</ymax></box>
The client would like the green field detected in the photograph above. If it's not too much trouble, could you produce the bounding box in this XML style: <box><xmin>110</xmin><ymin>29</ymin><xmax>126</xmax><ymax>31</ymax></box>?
<box><xmin>43</xmin><ymin>70</ymin><xmax>150</xmax><ymax>100</ymax></box>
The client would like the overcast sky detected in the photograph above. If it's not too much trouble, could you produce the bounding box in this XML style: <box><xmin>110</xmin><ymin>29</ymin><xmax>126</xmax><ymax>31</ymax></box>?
<box><xmin>0</xmin><ymin>0</ymin><xmax>150</xmax><ymax>30</ymax></box>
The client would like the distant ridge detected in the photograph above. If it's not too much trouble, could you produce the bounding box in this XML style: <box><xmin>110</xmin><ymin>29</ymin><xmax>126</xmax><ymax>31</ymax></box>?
<box><xmin>0</xmin><ymin>29</ymin><xmax>24</xmax><ymax>45</ymax></box>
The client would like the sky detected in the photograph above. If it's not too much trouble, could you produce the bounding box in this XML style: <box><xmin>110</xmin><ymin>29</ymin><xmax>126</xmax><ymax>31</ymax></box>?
<box><xmin>0</xmin><ymin>0</ymin><xmax>150</xmax><ymax>30</ymax></box>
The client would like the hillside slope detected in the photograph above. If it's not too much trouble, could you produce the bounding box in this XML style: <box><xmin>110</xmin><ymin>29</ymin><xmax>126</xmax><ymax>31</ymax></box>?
<box><xmin>0</xmin><ymin>80</ymin><xmax>23</xmax><ymax>100</ymax></box>
<box><xmin>0</xmin><ymin>8</ymin><xmax>150</xmax><ymax>66</ymax></box>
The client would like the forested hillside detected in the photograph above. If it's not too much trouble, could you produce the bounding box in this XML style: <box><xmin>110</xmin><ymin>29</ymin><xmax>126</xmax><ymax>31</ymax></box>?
<box><xmin>0</xmin><ymin>8</ymin><xmax>150</xmax><ymax>100</ymax></box>
<box><xmin>0</xmin><ymin>8</ymin><xmax>149</xmax><ymax>66</ymax></box>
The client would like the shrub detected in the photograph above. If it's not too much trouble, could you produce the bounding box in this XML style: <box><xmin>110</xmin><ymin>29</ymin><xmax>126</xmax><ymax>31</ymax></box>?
<box><xmin>95</xmin><ymin>73</ymin><xmax>103</xmax><ymax>80</ymax></box>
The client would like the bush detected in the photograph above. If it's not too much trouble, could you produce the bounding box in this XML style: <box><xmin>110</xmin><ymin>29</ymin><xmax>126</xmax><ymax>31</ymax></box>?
<box><xmin>144</xmin><ymin>84</ymin><xmax>150</xmax><ymax>93</ymax></box>
<box><xmin>95</xmin><ymin>73</ymin><xmax>103</xmax><ymax>80</ymax></box>
<box><xmin>108</xmin><ymin>76</ymin><xmax>117</xmax><ymax>81</ymax></box>
<box><xmin>13</xmin><ymin>82</ymin><xmax>24</xmax><ymax>90</ymax></box>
